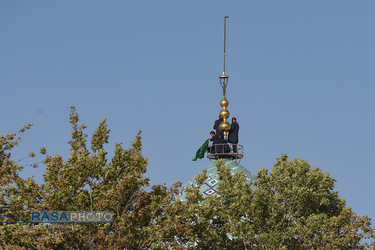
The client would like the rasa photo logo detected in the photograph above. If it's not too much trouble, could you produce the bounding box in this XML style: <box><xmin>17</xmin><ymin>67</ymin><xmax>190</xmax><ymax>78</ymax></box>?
<box><xmin>31</xmin><ymin>211</ymin><xmax>113</xmax><ymax>223</ymax></box>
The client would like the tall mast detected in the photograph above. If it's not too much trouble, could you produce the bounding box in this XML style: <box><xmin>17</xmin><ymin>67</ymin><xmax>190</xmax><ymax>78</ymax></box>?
<box><xmin>223</xmin><ymin>16</ymin><xmax>228</xmax><ymax>75</ymax></box>
<box><xmin>219</xmin><ymin>16</ymin><xmax>231</xmax><ymax>140</ymax></box>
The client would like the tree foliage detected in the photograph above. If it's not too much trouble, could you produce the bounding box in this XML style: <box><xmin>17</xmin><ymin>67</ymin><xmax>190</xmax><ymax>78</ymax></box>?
<box><xmin>0</xmin><ymin>108</ymin><xmax>374</xmax><ymax>249</ymax></box>
<box><xmin>184</xmin><ymin>157</ymin><xmax>375</xmax><ymax>249</ymax></box>
<box><xmin>0</xmin><ymin>107</ymin><xmax>191</xmax><ymax>249</ymax></box>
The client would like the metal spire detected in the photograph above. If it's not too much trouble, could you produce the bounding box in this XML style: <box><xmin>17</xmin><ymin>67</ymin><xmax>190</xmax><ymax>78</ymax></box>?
<box><xmin>218</xmin><ymin>16</ymin><xmax>231</xmax><ymax>140</ymax></box>
<box><xmin>223</xmin><ymin>16</ymin><xmax>229</xmax><ymax>74</ymax></box>
<box><xmin>220</xmin><ymin>16</ymin><xmax>229</xmax><ymax>96</ymax></box>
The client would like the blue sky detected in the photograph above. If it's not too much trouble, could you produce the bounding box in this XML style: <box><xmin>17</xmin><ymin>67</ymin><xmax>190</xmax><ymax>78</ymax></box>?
<box><xmin>1</xmin><ymin>1</ymin><xmax>375</xmax><ymax>221</ymax></box>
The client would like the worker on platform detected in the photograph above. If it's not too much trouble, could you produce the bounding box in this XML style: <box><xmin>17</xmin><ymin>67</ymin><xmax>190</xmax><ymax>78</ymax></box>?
<box><xmin>206</xmin><ymin>131</ymin><xmax>216</xmax><ymax>154</ymax></box>
<box><xmin>228</xmin><ymin>117</ymin><xmax>239</xmax><ymax>153</ymax></box>
<box><xmin>213</xmin><ymin>117</ymin><xmax>224</xmax><ymax>139</ymax></box>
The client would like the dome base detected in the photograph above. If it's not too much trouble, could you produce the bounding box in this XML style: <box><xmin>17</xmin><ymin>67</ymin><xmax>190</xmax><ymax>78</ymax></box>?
<box><xmin>179</xmin><ymin>159</ymin><xmax>256</xmax><ymax>202</ymax></box>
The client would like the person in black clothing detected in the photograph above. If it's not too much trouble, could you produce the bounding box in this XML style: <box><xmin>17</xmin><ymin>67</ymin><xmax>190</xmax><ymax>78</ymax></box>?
<box><xmin>213</xmin><ymin>117</ymin><xmax>224</xmax><ymax>139</ymax></box>
<box><xmin>207</xmin><ymin>130</ymin><xmax>228</xmax><ymax>154</ymax></box>
<box><xmin>206</xmin><ymin>131</ymin><xmax>216</xmax><ymax>154</ymax></box>
<box><xmin>228</xmin><ymin>117</ymin><xmax>239</xmax><ymax>153</ymax></box>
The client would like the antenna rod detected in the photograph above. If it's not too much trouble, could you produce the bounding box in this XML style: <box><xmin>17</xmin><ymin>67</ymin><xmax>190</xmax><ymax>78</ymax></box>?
<box><xmin>223</xmin><ymin>16</ymin><xmax>229</xmax><ymax>74</ymax></box>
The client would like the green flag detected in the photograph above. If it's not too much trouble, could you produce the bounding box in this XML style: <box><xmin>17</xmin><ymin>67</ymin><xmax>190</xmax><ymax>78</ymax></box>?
<box><xmin>192</xmin><ymin>140</ymin><xmax>209</xmax><ymax>161</ymax></box>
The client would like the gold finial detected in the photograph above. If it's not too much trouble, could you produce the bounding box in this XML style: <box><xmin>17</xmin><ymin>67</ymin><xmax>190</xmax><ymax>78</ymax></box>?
<box><xmin>219</xmin><ymin>16</ymin><xmax>231</xmax><ymax>140</ymax></box>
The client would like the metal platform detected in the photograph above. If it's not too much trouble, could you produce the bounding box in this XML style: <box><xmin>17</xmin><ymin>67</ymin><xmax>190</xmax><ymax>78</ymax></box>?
<box><xmin>207</xmin><ymin>143</ymin><xmax>243</xmax><ymax>161</ymax></box>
